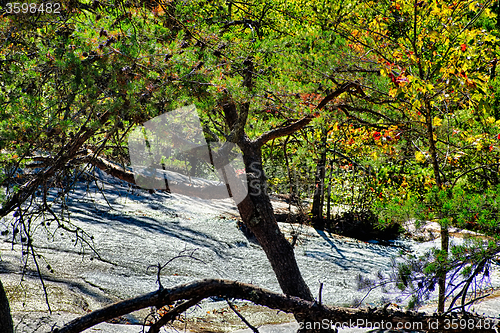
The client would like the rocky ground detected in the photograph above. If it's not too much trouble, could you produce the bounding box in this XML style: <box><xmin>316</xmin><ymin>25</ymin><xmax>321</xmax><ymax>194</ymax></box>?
<box><xmin>1</xmin><ymin>170</ymin><xmax>499</xmax><ymax>332</ymax></box>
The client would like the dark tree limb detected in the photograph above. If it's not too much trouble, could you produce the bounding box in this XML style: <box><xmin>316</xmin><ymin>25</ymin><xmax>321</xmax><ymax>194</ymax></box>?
<box><xmin>314</xmin><ymin>82</ymin><xmax>364</xmax><ymax>110</ymax></box>
<box><xmin>255</xmin><ymin>113</ymin><xmax>318</xmax><ymax>148</ymax></box>
<box><xmin>0</xmin><ymin>111</ymin><xmax>111</xmax><ymax>218</ymax></box>
<box><xmin>255</xmin><ymin>81</ymin><xmax>366</xmax><ymax>148</ymax></box>
<box><xmin>51</xmin><ymin>279</ymin><xmax>498</xmax><ymax>333</ymax></box>
<box><xmin>148</xmin><ymin>297</ymin><xmax>203</xmax><ymax>333</ymax></box>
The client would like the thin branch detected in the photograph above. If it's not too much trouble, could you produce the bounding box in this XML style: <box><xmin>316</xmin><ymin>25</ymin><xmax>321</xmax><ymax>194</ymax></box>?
<box><xmin>147</xmin><ymin>249</ymin><xmax>205</xmax><ymax>291</ymax></box>
<box><xmin>226</xmin><ymin>298</ymin><xmax>260</xmax><ymax>333</ymax></box>
<box><xmin>148</xmin><ymin>297</ymin><xmax>203</xmax><ymax>333</ymax></box>
<box><xmin>447</xmin><ymin>258</ymin><xmax>487</xmax><ymax>313</ymax></box>
<box><xmin>451</xmin><ymin>163</ymin><xmax>500</xmax><ymax>189</ymax></box>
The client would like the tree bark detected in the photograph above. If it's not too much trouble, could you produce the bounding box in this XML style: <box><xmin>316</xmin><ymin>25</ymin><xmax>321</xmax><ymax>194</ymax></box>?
<box><xmin>0</xmin><ymin>279</ymin><xmax>13</xmax><ymax>333</ymax></box>
<box><xmin>235</xmin><ymin>136</ymin><xmax>337</xmax><ymax>332</ymax></box>
<box><xmin>223</xmin><ymin>83</ymin><xmax>355</xmax><ymax>331</ymax></box>
<box><xmin>237</xmin><ymin>137</ymin><xmax>314</xmax><ymax>303</ymax></box>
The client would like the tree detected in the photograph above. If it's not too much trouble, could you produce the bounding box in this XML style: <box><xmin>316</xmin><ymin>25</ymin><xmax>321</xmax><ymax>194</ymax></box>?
<box><xmin>1</xmin><ymin>0</ymin><xmax>499</xmax><ymax>331</ymax></box>
<box><xmin>0</xmin><ymin>279</ymin><xmax>13</xmax><ymax>333</ymax></box>
<box><xmin>0</xmin><ymin>0</ymin><xmax>354</xmax><ymax>331</ymax></box>
<box><xmin>331</xmin><ymin>0</ymin><xmax>500</xmax><ymax>313</ymax></box>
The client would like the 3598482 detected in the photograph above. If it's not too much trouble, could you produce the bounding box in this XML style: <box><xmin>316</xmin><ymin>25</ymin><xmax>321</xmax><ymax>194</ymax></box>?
<box><xmin>4</xmin><ymin>2</ymin><xmax>61</xmax><ymax>14</ymax></box>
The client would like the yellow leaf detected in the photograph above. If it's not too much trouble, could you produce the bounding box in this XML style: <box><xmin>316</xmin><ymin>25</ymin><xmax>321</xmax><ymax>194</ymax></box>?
<box><xmin>415</xmin><ymin>151</ymin><xmax>426</xmax><ymax>163</ymax></box>
<box><xmin>433</xmin><ymin>117</ymin><xmax>443</xmax><ymax>127</ymax></box>
<box><xmin>486</xmin><ymin>116</ymin><xmax>495</xmax><ymax>125</ymax></box>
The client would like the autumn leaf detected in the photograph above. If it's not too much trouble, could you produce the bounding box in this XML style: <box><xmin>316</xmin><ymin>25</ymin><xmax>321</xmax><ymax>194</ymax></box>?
<box><xmin>415</xmin><ymin>151</ymin><xmax>426</xmax><ymax>163</ymax></box>
<box><xmin>432</xmin><ymin>117</ymin><xmax>443</xmax><ymax>127</ymax></box>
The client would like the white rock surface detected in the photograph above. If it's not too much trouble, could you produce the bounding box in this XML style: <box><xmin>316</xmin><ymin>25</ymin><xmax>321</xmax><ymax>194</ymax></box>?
<box><xmin>1</xmin><ymin>170</ymin><xmax>499</xmax><ymax>332</ymax></box>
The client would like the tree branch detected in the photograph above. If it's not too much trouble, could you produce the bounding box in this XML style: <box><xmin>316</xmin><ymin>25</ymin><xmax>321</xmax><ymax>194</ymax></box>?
<box><xmin>51</xmin><ymin>279</ymin><xmax>497</xmax><ymax>333</ymax></box>
<box><xmin>0</xmin><ymin>111</ymin><xmax>111</xmax><ymax>218</ymax></box>
<box><xmin>255</xmin><ymin>113</ymin><xmax>318</xmax><ymax>147</ymax></box>
<box><xmin>255</xmin><ymin>81</ymin><xmax>366</xmax><ymax>147</ymax></box>
<box><xmin>148</xmin><ymin>297</ymin><xmax>203</xmax><ymax>333</ymax></box>
<box><xmin>226</xmin><ymin>297</ymin><xmax>260</xmax><ymax>333</ymax></box>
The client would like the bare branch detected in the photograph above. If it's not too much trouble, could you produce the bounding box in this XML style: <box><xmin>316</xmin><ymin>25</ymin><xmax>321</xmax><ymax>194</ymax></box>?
<box><xmin>255</xmin><ymin>113</ymin><xmax>318</xmax><ymax>147</ymax></box>
<box><xmin>51</xmin><ymin>279</ymin><xmax>497</xmax><ymax>333</ymax></box>
<box><xmin>255</xmin><ymin>81</ymin><xmax>366</xmax><ymax>147</ymax></box>
<box><xmin>226</xmin><ymin>298</ymin><xmax>260</xmax><ymax>333</ymax></box>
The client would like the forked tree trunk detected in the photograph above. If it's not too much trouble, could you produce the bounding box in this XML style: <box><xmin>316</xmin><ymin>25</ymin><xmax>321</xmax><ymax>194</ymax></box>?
<box><xmin>0</xmin><ymin>279</ymin><xmax>13</xmax><ymax>333</ymax></box>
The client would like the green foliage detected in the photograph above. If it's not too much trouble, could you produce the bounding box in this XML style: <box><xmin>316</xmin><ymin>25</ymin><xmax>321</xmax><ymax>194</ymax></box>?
<box><xmin>0</xmin><ymin>0</ymin><xmax>499</xmax><ymax>315</ymax></box>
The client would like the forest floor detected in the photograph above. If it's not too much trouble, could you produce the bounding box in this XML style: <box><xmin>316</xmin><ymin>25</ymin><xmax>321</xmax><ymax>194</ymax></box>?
<box><xmin>1</xmin><ymin>169</ymin><xmax>499</xmax><ymax>332</ymax></box>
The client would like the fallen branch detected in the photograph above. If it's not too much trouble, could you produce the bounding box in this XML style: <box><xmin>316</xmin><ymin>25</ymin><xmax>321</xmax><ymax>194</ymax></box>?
<box><xmin>25</xmin><ymin>150</ymin><xmax>231</xmax><ymax>200</ymax></box>
<box><xmin>51</xmin><ymin>279</ymin><xmax>498</xmax><ymax>333</ymax></box>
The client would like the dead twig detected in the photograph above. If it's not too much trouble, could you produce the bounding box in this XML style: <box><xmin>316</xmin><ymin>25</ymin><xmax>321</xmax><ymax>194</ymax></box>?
<box><xmin>226</xmin><ymin>298</ymin><xmax>260</xmax><ymax>333</ymax></box>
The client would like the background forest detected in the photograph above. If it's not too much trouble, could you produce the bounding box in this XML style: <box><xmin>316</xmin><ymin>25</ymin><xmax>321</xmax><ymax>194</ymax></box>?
<box><xmin>1</xmin><ymin>0</ymin><xmax>500</xmax><ymax>332</ymax></box>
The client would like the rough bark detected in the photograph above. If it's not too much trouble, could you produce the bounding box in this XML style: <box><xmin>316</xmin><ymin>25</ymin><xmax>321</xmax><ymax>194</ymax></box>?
<box><xmin>52</xmin><ymin>279</ymin><xmax>497</xmax><ymax>333</ymax></box>
<box><xmin>0</xmin><ymin>279</ymin><xmax>13</xmax><ymax>333</ymax></box>
<box><xmin>237</xmin><ymin>138</ymin><xmax>314</xmax><ymax>303</ymax></box>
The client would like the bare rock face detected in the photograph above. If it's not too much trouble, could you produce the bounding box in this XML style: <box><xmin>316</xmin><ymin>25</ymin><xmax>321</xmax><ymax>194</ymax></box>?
<box><xmin>1</xmin><ymin>170</ymin><xmax>499</xmax><ymax>332</ymax></box>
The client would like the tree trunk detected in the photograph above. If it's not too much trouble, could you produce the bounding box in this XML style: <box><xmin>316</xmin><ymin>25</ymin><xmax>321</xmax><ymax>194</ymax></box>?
<box><xmin>311</xmin><ymin>128</ymin><xmax>327</xmax><ymax>230</ymax></box>
<box><xmin>237</xmin><ymin>138</ymin><xmax>333</xmax><ymax>331</ymax></box>
<box><xmin>238</xmin><ymin>139</ymin><xmax>313</xmax><ymax>302</ymax></box>
<box><xmin>0</xmin><ymin>279</ymin><xmax>13</xmax><ymax>333</ymax></box>
<box><xmin>425</xmin><ymin>100</ymin><xmax>448</xmax><ymax>313</ymax></box>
